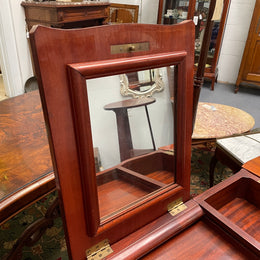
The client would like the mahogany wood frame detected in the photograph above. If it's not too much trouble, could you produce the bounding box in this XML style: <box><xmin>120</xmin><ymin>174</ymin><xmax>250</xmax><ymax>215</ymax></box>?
<box><xmin>194</xmin><ymin>169</ymin><xmax>260</xmax><ymax>256</ymax></box>
<box><xmin>67</xmin><ymin>52</ymin><xmax>188</xmax><ymax>236</ymax></box>
<box><xmin>30</xmin><ymin>22</ymin><xmax>194</xmax><ymax>259</ymax></box>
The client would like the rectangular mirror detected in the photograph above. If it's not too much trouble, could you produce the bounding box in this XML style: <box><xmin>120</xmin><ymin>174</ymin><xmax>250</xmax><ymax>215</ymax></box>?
<box><xmin>85</xmin><ymin>67</ymin><xmax>175</xmax><ymax>220</ymax></box>
<box><xmin>67</xmin><ymin>52</ymin><xmax>188</xmax><ymax>232</ymax></box>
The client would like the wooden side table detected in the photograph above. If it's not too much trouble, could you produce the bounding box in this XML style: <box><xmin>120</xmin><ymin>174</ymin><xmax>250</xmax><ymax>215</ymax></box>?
<box><xmin>104</xmin><ymin>98</ymin><xmax>156</xmax><ymax>161</ymax></box>
<box><xmin>209</xmin><ymin>133</ymin><xmax>260</xmax><ymax>186</ymax></box>
<box><xmin>21</xmin><ymin>1</ymin><xmax>110</xmax><ymax>30</ymax></box>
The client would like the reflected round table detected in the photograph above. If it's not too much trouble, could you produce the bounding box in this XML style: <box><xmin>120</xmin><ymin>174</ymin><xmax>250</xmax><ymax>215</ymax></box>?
<box><xmin>104</xmin><ymin>98</ymin><xmax>156</xmax><ymax>161</ymax></box>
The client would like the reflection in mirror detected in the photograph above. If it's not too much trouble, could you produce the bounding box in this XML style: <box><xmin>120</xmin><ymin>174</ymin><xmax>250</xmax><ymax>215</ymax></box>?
<box><xmin>194</xmin><ymin>1</ymin><xmax>222</xmax><ymax>68</ymax></box>
<box><xmin>85</xmin><ymin>67</ymin><xmax>175</xmax><ymax>220</ymax></box>
<box><xmin>120</xmin><ymin>69</ymin><xmax>164</xmax><ymax>98</ymax></box>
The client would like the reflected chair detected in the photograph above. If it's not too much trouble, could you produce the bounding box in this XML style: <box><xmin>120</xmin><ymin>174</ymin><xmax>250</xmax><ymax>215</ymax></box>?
<box><xmin>108</xmin><ymin>3</ymin><xmax>139</xmax><ymax>23</ymax></box>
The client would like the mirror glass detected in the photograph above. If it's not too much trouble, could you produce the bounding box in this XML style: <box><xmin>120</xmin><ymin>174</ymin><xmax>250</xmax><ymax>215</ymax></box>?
<box><xmin>194</xmin><ymin>1</ymin><xmax>220</xmax><ymax>68</ymax></box>
<box><xmin>85</xmin><ymin>66</ymin><xmax>175</xmax><ymax>221</ymax></box>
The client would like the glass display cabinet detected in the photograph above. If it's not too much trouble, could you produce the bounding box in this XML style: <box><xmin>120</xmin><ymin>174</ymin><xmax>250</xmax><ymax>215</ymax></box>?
<box><xmin>158</xmin><ymin>0</ymin><xmax>231</xmax><ymax>90</ymax></box>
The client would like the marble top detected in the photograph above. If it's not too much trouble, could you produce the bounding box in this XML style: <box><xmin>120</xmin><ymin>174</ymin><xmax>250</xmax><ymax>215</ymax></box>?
<box><xmin>192</xmin><ymin>103</ymin><xmax>255</xmax><ymax>139</ymax></box>
<box><xmin>217</xmin><ymin>133</ymin><xmax>260</xmax><ymax>164</ymax></box>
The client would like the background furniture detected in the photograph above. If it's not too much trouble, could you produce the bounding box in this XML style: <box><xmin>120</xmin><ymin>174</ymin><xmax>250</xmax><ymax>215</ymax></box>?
<box><xmin>210</xmin><ymin>132</ymin><xmax>260</xmax><ymax>186</ymax></box>
<box><xmin>158</xmin><ymin>0</ymin><xmax>231</xmax><ymax>91</ymax></box>
<box><xmin>108</xmin><ymin>3</ymin><xmax>139</xmax><ymax>23</ymax></box>
<box><xmin>235</xmin><ymin>0</ymin><xmax>260</xmax><ymax>93</ymax></box>
<box><xmin>21</xmin><ymin>1</ymin><xmax>110</xmax><ymax>30</ymax></box>
<box><xmin>104</xmin><ymin>98</ymin><xmax>156</xmax><ymax>161</ymax></box>
<box><xmin>192</xmin><ymin>102</ymin><xmax>255</xmax><ymax>140</ymax></box>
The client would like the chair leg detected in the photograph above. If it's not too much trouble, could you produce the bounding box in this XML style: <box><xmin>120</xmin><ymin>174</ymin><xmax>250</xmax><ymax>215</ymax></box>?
<box><xmin>210</xmin><ymin>78</ymin><xmax>215</xmax><ymax>91</ymax></box>
<box><xmin>209</xmin><ymin>154</ymin><xmax>218</xmax><ymax>187</ymax></box>
<box><xmin>145</xmin><ymin>105</ymin><xmax>156</xmax><ymax>150</ymax></box>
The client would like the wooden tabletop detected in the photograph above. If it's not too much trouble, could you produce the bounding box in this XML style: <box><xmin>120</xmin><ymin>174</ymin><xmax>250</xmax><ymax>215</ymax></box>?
<box><xmin>243</xmin><ymin>156</ymin><xmax>260</xmax><ymax>177</ymax></box>
<box><xmin>0</xmin><ymin>91</ymin><xmax>55</xmax><ymax>224</ymax></box>
<box><xmin>104</xmin><ymin>97</ymin><xmax>156</xmax><ymax>110</ymax></box>
<box><xmin>192</xmin><ymin>103</ymin><xmax>255</xmax><ymax>139</ymax></box>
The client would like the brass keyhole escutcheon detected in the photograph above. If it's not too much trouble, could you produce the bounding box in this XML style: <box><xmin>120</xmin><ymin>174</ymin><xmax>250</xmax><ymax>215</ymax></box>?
<box><xmin>128</xmin><ymin>45</ymin><xmax>135</xmax><ymax>52</ymax></box>
<box><xmin>111</xmin><ymin>42</ymin><xmax>149</xmax><ymax>54</ymax></box>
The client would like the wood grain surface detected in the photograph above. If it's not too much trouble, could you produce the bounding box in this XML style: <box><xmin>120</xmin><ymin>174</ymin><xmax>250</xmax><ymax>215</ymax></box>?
<box><xmin>0</xmin><ymin>91</ymin><xmax>55</xmax><ymax>224</ymax></box>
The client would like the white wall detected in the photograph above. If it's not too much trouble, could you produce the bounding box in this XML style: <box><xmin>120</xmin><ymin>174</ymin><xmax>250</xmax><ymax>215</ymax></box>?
<box><xmin>87</xmin><ymin>68</ymin><xmax>173</xmax><ymax>170</ymax></box>
<box><xmin>0</xmin><ymin>0</ymin><xmax>33</xmax><ymax>97</ymax></box>
<box><xmin>218</xmin><ymin>0</ymin><xmax>256</xmax><ymax>84</ymax></box>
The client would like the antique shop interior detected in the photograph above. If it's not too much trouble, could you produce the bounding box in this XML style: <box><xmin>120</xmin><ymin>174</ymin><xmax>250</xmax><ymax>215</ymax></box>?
<box><xmin>0</xmin><ymin>0</ymin><xmax>260</xmax><ymax>259</ymax></box>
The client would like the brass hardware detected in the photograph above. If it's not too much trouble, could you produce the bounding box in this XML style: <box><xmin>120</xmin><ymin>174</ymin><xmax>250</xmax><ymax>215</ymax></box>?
<box><xmin>86</xmin><ymin>239</ymin><xmax>113</xmax><ymax>260</ymax></box>
<box><xmin>128</xmin><ymin>45</ymin><xmax>135</xmax><ymax>51</ymax></box>
<box><xmin>167</xmin><ymin>198</ymin><xmax>187</xmax><ymax>217</ymax></box>
<box><xmin>111</xmin><ymin>42</ymin><xmax>149</xmax><ymax>54</ymax></box>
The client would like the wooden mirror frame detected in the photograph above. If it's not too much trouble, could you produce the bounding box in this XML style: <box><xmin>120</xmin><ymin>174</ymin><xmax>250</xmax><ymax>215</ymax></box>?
<box><xmin>67</xmin><ymin>51</ymin><xmax>189</xmax><ymax>236</ymax></box>
<box><xmin>30</xmin><ymin>22</ymin><xmax>194</xmax><ymax>259</ymax></box>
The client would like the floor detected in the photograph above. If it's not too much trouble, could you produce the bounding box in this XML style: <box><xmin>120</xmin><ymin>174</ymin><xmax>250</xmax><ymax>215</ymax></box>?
<box><xmin>200</xmin><ymin>80</ymin><xmax>260</xmax><ymax>128</ymax></box>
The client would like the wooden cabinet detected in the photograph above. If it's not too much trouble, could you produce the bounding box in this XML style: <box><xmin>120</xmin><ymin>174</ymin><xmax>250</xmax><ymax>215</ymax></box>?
<box><xmin>21</xmin><ymin>1</ymin><xmax>110</xmax><ymax>30</ymax></box>
<box><xmin>158</xmin><ymin>0</ymin><xmax>231</xmax><ymax>90</ymax></box>
<box><xmin>235</xmin><ymin>0</ymin><xmax>260</xmax><ymax>93</ymax></box>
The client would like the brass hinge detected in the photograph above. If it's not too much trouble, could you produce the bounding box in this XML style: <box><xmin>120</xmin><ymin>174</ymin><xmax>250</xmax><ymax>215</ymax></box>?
<box><xmin>167</xmin><ymin>198</ymin><xmax>187</xmax><ymax>217</ymax></box>
<box><xmin>86</xmin><ymin>239</ymin><xmax>113</xmax><ymax>260</ymax></box>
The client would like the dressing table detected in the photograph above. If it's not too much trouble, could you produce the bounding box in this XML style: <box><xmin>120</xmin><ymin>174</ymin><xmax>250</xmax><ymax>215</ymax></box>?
<box><xmin>21</xmin><ymin>1</ymin><xmax>110</xmax><ymax>30</ymax></box>
<box><xmin>29</xmin><ymin>21</ymin><xmax>260</xmax><ymax>259</ymax></box>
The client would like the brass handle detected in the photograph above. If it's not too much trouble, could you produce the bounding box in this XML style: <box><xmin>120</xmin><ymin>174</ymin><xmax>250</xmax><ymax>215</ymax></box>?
<box><xmin>128</xmin><ymin>45</ymin><xmax>135</xmax><ymax>52</ymax></box>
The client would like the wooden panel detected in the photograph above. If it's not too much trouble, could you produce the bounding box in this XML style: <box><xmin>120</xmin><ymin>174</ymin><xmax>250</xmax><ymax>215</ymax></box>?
<box><xmin>142</xmin><ymin>217</ymin><xmax>258</xmax><ymax>259</ymax></box>
<box><xmin>250</xmin><ymin>41</ymin><xmax>260</xmax><ymax>74</ymax></box>
<box><xmin>219</xmin><ymin>197</ymin><xmax>260</xmax><ymax>241</ymax></box>
<box><xmin>194</xmin><ymin>170</ymin><xmax>260</xmax><ymax>255</ymax></box>
<box><xmin>236</xmin><ymin>0</ymin><xmax>260</xmax><ymax>91</ymax></box>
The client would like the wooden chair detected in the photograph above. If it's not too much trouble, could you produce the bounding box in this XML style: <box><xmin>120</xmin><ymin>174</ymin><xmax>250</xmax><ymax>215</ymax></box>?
<box><xmin>30</xmin><ymin>22</ymin><xmax>194</xmax><ymax>259</ymax></box>
<box><xmin>108</xmin><ymin>3</ymin><xmax>139</xmax><ymax>23</ymax></box>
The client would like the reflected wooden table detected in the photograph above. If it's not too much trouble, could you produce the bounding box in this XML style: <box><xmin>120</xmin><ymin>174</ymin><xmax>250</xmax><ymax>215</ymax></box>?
<box><xmin>104</xmin><ymin>98</ymin><xmax>156</xmax><ymax>161</ymax></box>
<box><xmin>0</xmin><ymin>91</ymin><xmax>55</xmax><ymax>224</ymax></box>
